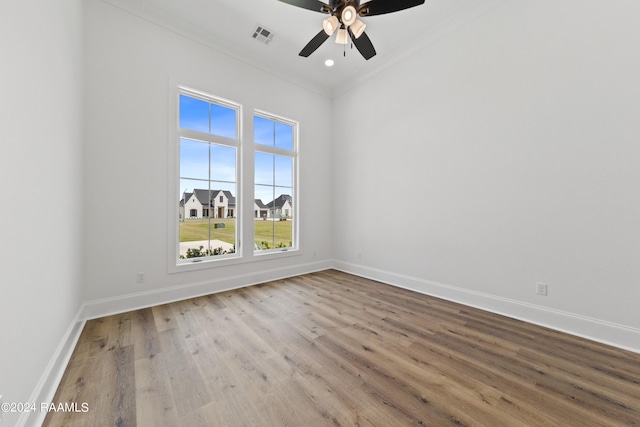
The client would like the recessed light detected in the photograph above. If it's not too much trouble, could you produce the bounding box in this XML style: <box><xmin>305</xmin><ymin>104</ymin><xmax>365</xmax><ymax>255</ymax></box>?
<box><xmin>324</xmin><ymin>59</ymin><xmax>335</xmax><ymax>67</ymax></box>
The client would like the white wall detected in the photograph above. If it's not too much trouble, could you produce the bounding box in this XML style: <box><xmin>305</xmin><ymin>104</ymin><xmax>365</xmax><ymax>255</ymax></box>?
<box><xmin>332</xmin><ymin>0</ymin><xmax>640</xmax><ymax>349</ymax></box>
<box><xmin>0</xmin><ymin>0</ymin><xmax>84</xmax><ymax>425</ymax></box>
<box><xmin>83</xmin><ymin>0</ymin><xmax>332</xmax><ymax>307</ymax></box>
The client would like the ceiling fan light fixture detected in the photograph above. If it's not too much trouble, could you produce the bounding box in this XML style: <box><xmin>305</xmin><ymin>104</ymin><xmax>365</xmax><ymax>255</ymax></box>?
<box><xmin>281</xmin><ymin>0</ymin><xmax>423</xmax><ymax>60</ymax></box>
<box><xmin>350</xmin><ymin>19</ymin><xmax>366</xmax><ymax>38</ymax></box>
<box><xmin>341</xmin><ymin>5</ymin><xmax>357</xmax><ymax>26</ymax></box>
<box><xmin>322</xmin><ymin>15</ymin><xmax>339</xmax><ymax>35</ymax></box>
<box><xmin>335</xmin><ymin>27</ymin><xmax>348</xmax><ymax>45</ymax></box>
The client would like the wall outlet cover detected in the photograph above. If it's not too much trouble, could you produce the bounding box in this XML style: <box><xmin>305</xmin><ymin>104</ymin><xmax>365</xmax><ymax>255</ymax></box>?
<box><xmin>536</xmin><ymin>283</ymin><xmax>548</xmax><ymax>296</ymax></box>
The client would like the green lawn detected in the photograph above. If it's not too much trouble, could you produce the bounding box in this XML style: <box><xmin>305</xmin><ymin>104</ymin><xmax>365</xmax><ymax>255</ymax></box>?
<box><xmin>180</xmin><ymin>218</ymin><xmax>292</xmax><ymax>247</ymax></box>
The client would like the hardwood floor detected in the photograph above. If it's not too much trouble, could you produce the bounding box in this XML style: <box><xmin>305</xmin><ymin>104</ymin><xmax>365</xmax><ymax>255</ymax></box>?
<box><xmin>44</xmin><ymin>270</ymin><xmax>640</xmax><ymax>426</ymax></box>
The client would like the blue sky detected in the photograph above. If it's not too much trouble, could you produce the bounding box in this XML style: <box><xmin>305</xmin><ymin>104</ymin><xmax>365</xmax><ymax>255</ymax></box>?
<box><xmin>254</xmin><ymin>115</ymin><xmax>293</xmax><ymax>150</ymax></box>
<box><xmin>179</xmin><ymin>95</ymin><xmax>236</xmax><ymax>138</ymax></box>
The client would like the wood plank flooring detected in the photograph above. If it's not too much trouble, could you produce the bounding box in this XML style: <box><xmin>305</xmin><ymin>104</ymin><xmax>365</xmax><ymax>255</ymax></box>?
<box><xmin>44</xmin><ymin>270</ymin><xmax>640</xmax><ymax>426</ymax></box>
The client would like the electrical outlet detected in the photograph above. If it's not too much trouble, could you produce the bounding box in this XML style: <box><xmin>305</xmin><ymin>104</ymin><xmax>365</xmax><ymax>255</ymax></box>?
<box><xmin>536</xmin><ymin>283</ymin><xmax>548</xmax><ymax>296</ymax></box>
<box><xmin>136</xmin><ymin>272</ymin><xmax>145</xmax><ymax>283</ymax></box>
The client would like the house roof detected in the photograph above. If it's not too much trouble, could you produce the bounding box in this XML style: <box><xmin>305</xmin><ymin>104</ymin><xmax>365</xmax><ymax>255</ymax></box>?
<box><xmin>179</xmin><ymin>192</ymin><xmax>193</xmax><ymax>207</ymax></box>
<box><xmin>194</xmin><ymin>189</ymin><xmax>213</xmax><ymax>206</ymax></box>
<box><xmin>254</xmin><ymin>199</ymin><xmax>267</xmax><ymax>209</ymax></box>
<box><xmin>266</xmin><ymin>194</ymin><xmax>292</xmax><ymax>209</ymax></box>
<box><xmin>221</xmin><ymin>190</ymin><xmax>236</xmax><ymax>206</ymax></box>
<box><xmin>182</xmin><ymin>189</ymin><xmax>236</xmax><ymax>207</ymax></box>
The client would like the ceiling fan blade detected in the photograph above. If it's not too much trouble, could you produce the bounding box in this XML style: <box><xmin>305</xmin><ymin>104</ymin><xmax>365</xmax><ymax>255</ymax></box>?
<box><xmin>348</xmin><ymin>28</ymin><xmax>376</xmax><ymax>60</ymax></box>
<box><xmin>277</xmin><ymin>0</ymin><xmax>332</xmax><ymax>13</ymax></box>
<box><xmin>299</xmin><ymin>30</ymin><xmax>330</xmax><ymax>57</ymax></box>
<box><xmin>358</xmin><ymin>0</ymin><xmax>425</xmax><ymax>17</ymax></box>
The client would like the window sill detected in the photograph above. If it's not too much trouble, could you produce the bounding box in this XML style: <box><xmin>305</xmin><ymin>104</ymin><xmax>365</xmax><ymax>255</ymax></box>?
<box><xmin>169</xmin><ymin>248</ymin><xmax>301</xmax><ymax>274</ymax></box>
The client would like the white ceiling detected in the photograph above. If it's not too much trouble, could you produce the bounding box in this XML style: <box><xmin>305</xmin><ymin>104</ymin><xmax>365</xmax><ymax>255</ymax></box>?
<box><xmin>105</xmin><ymin>0</ymin><xmax>492</xmax><ymax>97</ymax></box>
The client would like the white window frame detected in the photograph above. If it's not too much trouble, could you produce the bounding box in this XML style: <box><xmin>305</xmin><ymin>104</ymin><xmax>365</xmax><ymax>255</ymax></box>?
<box><xmin>253</xmin><ymin>110</ymin><xmax>299</xmax><ymax>257</ymax></box>
<box><xmin>171</xmin><ymin>87</ymin><xmax>242</xmax><ymax>271</ymax></box>
<box><xmin>168</xmin><ymin>86</ymin><xmax>301</xmax><ymax>273</ymax></box>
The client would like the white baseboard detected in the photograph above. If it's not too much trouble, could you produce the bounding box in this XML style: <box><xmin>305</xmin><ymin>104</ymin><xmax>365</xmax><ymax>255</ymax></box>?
<box><xmin>18</xmin><ymin>310</ymin><xmax>86</xmax><ymax>427</ymax></box>
<box><xmin>332</xmin><ymin>260</ymin><xmax>640</xmax><ymax>355</ymax></box>
<box><xmin>80</xmin><ymin>259</ymin><xmax>333</xmax><ymax>320</ymax></box>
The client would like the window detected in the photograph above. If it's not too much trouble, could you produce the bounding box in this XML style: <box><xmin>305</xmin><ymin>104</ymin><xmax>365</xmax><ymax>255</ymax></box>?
<box><xmin>254</xmin><ymin>113</ymin><xmax>297</xmax><ymax>252</ymax></box>
<box><xmin>178</xmin><ymin>90</ymin><xmax>239</xmax><ymax>262</ymax></box>
<box><xmin>173</xmin><ymin>87</ymin><xmax>299</xmax><ymax>269</ymax></box>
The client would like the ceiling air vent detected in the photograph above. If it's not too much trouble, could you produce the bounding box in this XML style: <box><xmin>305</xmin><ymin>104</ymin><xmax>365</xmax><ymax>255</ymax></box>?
<box><xmin>251</xmin><ymin>25</ymin><xmax>274</xmax><ymax>45</ymax></box>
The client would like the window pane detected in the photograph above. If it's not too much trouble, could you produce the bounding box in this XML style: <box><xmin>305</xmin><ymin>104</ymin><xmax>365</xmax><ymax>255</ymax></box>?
<box><xmin>254</xmin><ymin>187</ymin><xmax>293</xmax><ymax>251</ymax></box>
<box><xmin>179</xmin><ymin>178</ymin><xmax>208</xmax><ymax>205</ymax></box>
<box><xmin>278</xmin><ymin>192</ymin><xmax>294</xmax><ymax>248</ymax></box>
<box><xmin>254</xmin><ymin>115</ymin><xmax>274</xmax><ymax>147</ymax></box>
<box><xmin>210</xmin><ymin>144</ymin><xmax>236</xmax><ymax>182</ymax></box>
<box><xmin>255</xmin><ymin>116</ymin><xmax>294</xmax><ymax>150</ymax></box>
<box><xmin>254</xmin><ymin>187</ymin><xmax>271</xmax><ymax>221</ymax></box>
<box><xmin>275</xmin><ymin>122</ymin><xmax>293</xmax><ymax>150</ymax></box>
<box><xmin>275</xmin><ymin>155</ymin><xmax>292</xmax><ymax>188</ymax></box>
<box><xmin>179</xmin><ymin>185</ymin><xmax>211</xmax><ymax>259</ymax></box>
<box><xmin>179</xmin><ymin>94</ymin><xmax>237</xmax><ymax>139</ymax></box>
<box><xmin>210</xmin><ymin>103</ymin><xmax>237</xmax><ymax>139</ymax></box>
<box><xmin>255</xmin><ymin>185</ymin><xmax>274</xmax><ymax>209</ymax></box>
<box><xmin>208</xmin><ymin>183</ymin><xmax>236</xmax><ymax>255</ymax></box>
<box><xmin>180</xmin><ymin>180</ymin><xmax>209</xmax><ymax>220</ymax></box>
<box><xmin>253</xmin><ymin>113</ymin><xmax>296</xmax><ymax>253</ymax></box>
<box><xmin>254</xmin><ymin>185</ymin><xmax>274</xmax><ymax>249</ymax></box>
<box><xmin>255</xmin><ymin>152</ymin><xmax>273</xmax><ymax>185</ymax></box>
<box><xmin>179</xmin><ymin>185</ymin><xmax>237</xmax><ymax>259</ymax></box>
<box><xmin>180</xmin><ymin>138</ymin><xmax>209</xmax><ymax>180</ymax></box>
<box><xmin>180</xmin><ymin>95</ymin><xmax>209</xmax><ymax>133</ymax></box>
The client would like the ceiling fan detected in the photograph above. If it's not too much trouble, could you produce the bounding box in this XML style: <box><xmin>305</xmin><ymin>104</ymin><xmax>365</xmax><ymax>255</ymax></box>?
<box><xmin>277</xmin><ymin>0</ymin><xmax>426</xmax><ymax>60</ymax></box>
